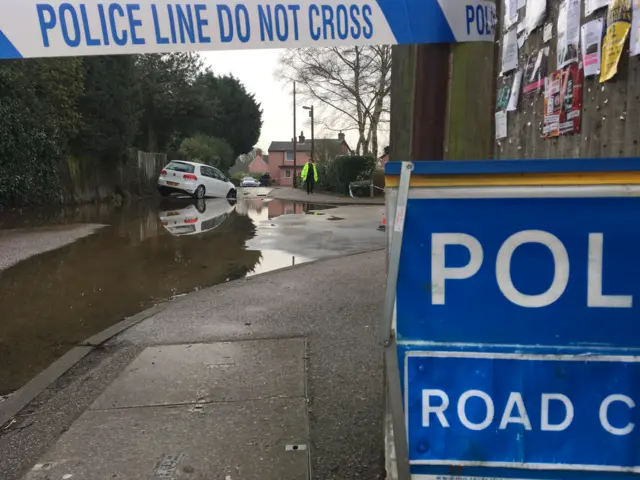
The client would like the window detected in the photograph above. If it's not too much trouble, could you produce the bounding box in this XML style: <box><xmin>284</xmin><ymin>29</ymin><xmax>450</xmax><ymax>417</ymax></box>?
<box><xmin>211</xmin><ymin>167</ymin><xmax>226</xmax><ymax>181</ymax></box>
<box><xmin>285</xmin><ymin>169</ymin><xmax>292</xmax><ymax>178</ymax></box>
<box><xmin>285</xmin><ymin>151</ymin><xmax>294</xmax><ymax>161</ymax></box>
<box><xmin>199</xmin><ymin>166</ymin><xmax>213</xmax><ymax>178</ymax></box>
<box><xmin>166</xmin><ymin>161</ymin><xmax>195</xmax><ymax>173</ymax></box>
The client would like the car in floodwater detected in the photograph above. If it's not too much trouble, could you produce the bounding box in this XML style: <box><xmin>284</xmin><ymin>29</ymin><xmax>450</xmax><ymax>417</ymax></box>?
<box><xmin>158</xmin><ymin>198</ymin><xmax>236</xmax><ymax>236</ymax></box>
<box><xmin>158</xmin><ymin>160</ymin><xmax>237</xmax><ymax>200</ymax></box>
<box><xmin>240</xmin><ymin>176</ymin><xmax>261</xmax><ymax>187</ymax></box>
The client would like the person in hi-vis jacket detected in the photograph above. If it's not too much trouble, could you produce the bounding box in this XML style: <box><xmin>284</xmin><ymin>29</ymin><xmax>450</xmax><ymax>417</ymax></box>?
<box><xmin>301</xmin><ymin>158</ymin><xmax>319</xmax><ymax>195</ymax></box>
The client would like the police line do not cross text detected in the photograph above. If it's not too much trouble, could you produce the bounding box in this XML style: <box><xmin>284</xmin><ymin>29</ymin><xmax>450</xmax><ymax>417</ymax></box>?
<box><xmin>0</xmin><ymin>0</ymin><xmax>496</xmax><ymax>59</ymax></box>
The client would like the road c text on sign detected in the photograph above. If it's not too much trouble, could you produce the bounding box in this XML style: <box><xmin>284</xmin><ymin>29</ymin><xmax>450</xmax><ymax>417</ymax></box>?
<box><xmin>406</xmin><ymin>352</ymin><xmax>640</xmax><ymax>471</ymax></box>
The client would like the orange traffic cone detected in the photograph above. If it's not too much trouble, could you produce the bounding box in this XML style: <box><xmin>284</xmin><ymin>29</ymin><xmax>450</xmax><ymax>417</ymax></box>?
<box><xmin>378</xmin><ymin>213</ymin><xmax>386</xmax><ymax>231</ymax></box>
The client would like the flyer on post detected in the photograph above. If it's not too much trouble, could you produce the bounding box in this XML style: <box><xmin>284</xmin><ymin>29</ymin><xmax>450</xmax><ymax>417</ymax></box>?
<box><xmin>581</xmin><ymin>18</ymin><xmax>604</xmax><ymax>75</ymax></box>
<box><xmin>543</xmin><ymin>65</ymin><xmax>583</xmax><ymax>137</ymax></box>
<box><xmin>507</xmin><ymin>70</ymin><xmax>523</xmax><ymax>111</ymax></box>
<box><xmin>557</xmin><ymin>0</ymin><xmax>581</xmax><ymax>68</ymax></box>
<box><xmin>502</xmin><ymin>28</ymin><xmax>519</xmax><ymax>73</ymax></box>
<box><xmin>601</xmin><ymin>0</ymin><xmax>632</xmax><ymax>82</ymax></box>
<box><xmin>586</xmin><ymin>0</ymin><xmax>609</xmax><ymax>16</ymax></box>
<box><xmin>630</xmin><ymin>0</ymin><xmax>640</xmax><ymax>55</ymax></box>
<box><xmin>523</xmin><ymin>50</ymin><xmax>547</xmax><ymax>95</ymax></box>
<box><xmin>526</xmin><ymin>0</ymin><xmax>547</xmax><ymax>34</ymax></box>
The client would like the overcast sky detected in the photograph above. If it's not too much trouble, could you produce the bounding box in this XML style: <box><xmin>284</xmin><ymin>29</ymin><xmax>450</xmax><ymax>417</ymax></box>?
<box><xmin>201</xmin><ymin>49</ymin><xmax>382</xmax><ymax>154</ymax></box>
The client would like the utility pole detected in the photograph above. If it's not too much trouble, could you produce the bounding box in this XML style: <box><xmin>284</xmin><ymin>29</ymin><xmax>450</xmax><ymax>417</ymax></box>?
<box><xmin>304</xmin><ymin>105</ymin><xmax>314</xmax><ymax>161</ymax></box>
<box><xmin>292</xmin><ymin>81</ymin><xmax>297</xmax><ymax>188</ymax></box>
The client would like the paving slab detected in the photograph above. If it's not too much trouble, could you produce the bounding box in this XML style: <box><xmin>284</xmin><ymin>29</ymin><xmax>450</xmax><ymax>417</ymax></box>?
<box><xmin>22</xmin><ymin>398</ymin><xmax>309</xmax><ymax>480</ymax></box>
<box><xmin>92</xmin><ymin>339</ymin><xmax>305</xmax><ymax>409</ymax></box>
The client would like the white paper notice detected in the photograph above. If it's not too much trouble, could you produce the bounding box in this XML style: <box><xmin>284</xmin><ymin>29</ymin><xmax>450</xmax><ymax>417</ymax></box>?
<box><xmin>581</xmin><ymin>18</ymin><xmax>603</xmax><ymax>73</ymax></box>
<box><xmin>518</xmin><ymin>34</ymin><xmax>526</xmax><ymax>47</ymax></box>
<box><xmin>557</xmin><ymin>0</ymin><xmax>580</xmax><ymax>69</ymax></box>
<box><xmin>518</xmin><ymin>0</ymin><xmax>527</xmax><ymax>8</ymax></box>
<box><xmin>495</xmin><ymin>111</ymin><xmax>508</xmax><ymax>139</ymax></box>
<box><xmin>505</xmin><ymin>0</ymin><xmax>519</xmax><ymax>28</ymax></box>
<box><xmin>507</xmin><ymin>70</ymin><xmax>523</xmax><ymax>111</ymax></box>
<box><xmin>526</xmin><ymin>0</ymin><xmax>547</xmax><ymax>35</ymax></box>
<box><xmin>631</xmin><ymin>0</ymin><xmax>640</xmax><ymax>55</ymax></box>
<box><xmin>502</xmin><ymin>29</ymin><xmax>519</xmax><ymax>73</ymax></box>
<box><xmin>585</xmin><ymin>0</ymin><xmax>609</xmax><ymax>16</ymax></box>
<box><xmin>543</xmin><ymin>23</ymin><xmax>553</xmax><ymax>41</ymax></box>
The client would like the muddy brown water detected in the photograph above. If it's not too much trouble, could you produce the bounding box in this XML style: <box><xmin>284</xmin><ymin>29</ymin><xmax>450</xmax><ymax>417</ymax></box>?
<box><xmin>0</xmin><ymin>197</ymin><xmax>336</xmax><ymax>395</ymax></box>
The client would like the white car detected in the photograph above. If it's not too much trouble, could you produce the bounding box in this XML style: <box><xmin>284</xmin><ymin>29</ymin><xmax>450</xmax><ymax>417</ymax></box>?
<box><xmin>158</xmin><ymin>198</ymin><xmax>236</xmax><ymax>236</ymax></box>
<box><xmin>158</xmin><ymin>160</ymin><xmax>236</xmax><ymax>199</ymax></box>
<box><xmin>240</xmin><ymin>176</ymin><xmax>261</xmax><ymax>187</ymax></box>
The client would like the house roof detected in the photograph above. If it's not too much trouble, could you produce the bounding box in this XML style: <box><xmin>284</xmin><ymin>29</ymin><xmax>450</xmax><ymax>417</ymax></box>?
<box><xmin>268</xmin><ymin>138</ymin><xmax>347</xmax><ymax>152</ymax></box>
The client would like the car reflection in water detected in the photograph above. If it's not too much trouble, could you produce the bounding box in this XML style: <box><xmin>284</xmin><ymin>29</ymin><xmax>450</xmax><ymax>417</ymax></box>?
<box><xmin>158</xmin><ymin>198</ymin><xmax>236</xmax><ymax>236</ymax></box>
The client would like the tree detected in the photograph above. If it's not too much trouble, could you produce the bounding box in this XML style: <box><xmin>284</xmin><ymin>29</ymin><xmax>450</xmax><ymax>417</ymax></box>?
<box><xmin>73</xmin><ymin>56</ymin><xmax>141</xmax><ymax>162</ymax></box>
<box><xmin>278</xmin><ymin>46</ymin><xmax>391</xmax><ymax>156</ymax></box>
<box><xmin>134</xmin><ymin>53</ymin><xmax>203</xmax><ymax>152</ymax></box>
<box><xmin>0</xmin><ymin>58</ymin><xmax>83</xmax><ymax>206</ymax></box>
<box><xmin>193</xmin><ymin>72</ymin><xmax>263</xmax><ymax>157</ymax></box>
<box><xmin>180</xmin><ymin>134</ymin><xmax>234</xmax><ymax>172</ymax></box>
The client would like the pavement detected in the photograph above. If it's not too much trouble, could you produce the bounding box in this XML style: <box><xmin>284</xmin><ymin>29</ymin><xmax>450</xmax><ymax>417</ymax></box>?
<box><xmin>0</xmin><ymin>249</ymin><xmax>387</xmax><ymax>480</ymax></box>
<box><xmin>268</xmin><ymin>186</ymin><xmax>384</xmax><ymax>205</ymax></box>
<box><xmin>0</xmin><ymin>224</ymin><xmax>105</xmax><ymax>272</ymax></box>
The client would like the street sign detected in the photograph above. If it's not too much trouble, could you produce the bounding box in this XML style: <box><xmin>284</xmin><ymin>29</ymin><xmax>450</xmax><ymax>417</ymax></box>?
<box><xmin>406</xmin><ymin>352</ymin><xmax>640</xmax><ymax>472</ymax></box>
<box><xmin>397</xmin><ymin>194</ymin><xmax>640</xmax><ymax>348</ymax></box>
<box><xmin>382</xmin><ymin>159</ymin><xmax>640</xmax><ymax>480</ymax></box>
<box><xmin>0</xmin><ymin>0</ymin><xmax>496</xmax><ymax>60</ymax></box>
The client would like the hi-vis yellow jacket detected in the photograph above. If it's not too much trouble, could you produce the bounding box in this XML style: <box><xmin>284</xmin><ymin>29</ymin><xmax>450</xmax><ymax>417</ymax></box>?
<box><xmin>301</xmin><ymin>162</ymin><xmax>319</xmax><ymax>182</ymax></box>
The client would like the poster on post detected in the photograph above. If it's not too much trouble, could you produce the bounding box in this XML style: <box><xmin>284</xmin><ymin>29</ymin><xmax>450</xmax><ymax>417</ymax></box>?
<box><xmin>543</xmin><ymin>64</ymin><xmax>583</xmax><ymax>137</ymax></box>
<box><xmin>526</xmin><ymin>0</ymin><xmax>547</xmax><ymax>34</ymax></box>
<box><xmin>601</xmin><ymin>0</ymin><xmax>632</xmax><ymax>81</ymax></box>
<box><xmin>581</xmin><ymin>18</ymin><xmax>604</xmax><ymax>74</ymax></box>
<box><xmin>502</xmin><ymin>28</ymin><xmax>519</xmax><ymax>73</ymax></box>
<box><xmin>507</xmin><ymin>70</ymin><xmax>523</xmax><ymax>110</ymax></box>
<box><xmin>557</xmin><ymin>0</ymin><xmax>581</xmax><ymax>68</ymax></box>
<box><xmin>505</xmin><ymin>0</ymin><xmax>519</xmax><ymax>28</ymax></box>
<box><xmin>543</xmin><ymin>69</ymin><xmax>562</xmax><ymax>137</ymax></box>
<box><xmin>523</xmin><ymin>50</ymin><xmax>547</xmax><ymax>95</ymax></box>
<box><xmin>495</xmin><ymin>110</ymin><xmax>508</xmax><ymax>139</ymax></box>
<box><xmin>586</xmin><ymin>0</ymin><xmax>609</xmax><ymax>15</ymax></box>
<box><xmin>631</xmin><ymin>0</ymin><xmax>640</xmax><ymax>55</ymax></box>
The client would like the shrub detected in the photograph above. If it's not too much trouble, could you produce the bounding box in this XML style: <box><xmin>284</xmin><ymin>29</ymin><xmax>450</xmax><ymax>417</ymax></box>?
<box><xmin>318</xmin><ymin>155</ymin><xmax>376</xmax><ymax>194</ymax></box>
<box><xmin>179</xmin><ymin>134</ymin><xmax>234</xmax><ymax>172</ymax></box>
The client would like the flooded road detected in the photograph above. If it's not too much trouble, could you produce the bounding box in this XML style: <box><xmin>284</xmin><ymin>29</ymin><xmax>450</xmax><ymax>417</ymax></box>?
<box><xmin>0</xmin><ymin>197</ymin><xmax>384</xmax><ymax>395</ymax></box>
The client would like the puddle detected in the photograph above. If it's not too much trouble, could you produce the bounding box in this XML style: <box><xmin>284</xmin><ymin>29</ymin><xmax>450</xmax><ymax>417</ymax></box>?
<box><xmin>0</xmin><ymin>197</ymin><xmax>357</xmax><ymax>395</ymax></box>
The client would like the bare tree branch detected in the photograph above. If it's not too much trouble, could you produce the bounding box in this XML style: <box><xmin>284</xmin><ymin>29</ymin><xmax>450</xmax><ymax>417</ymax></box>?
<box><xmin>277</xmin><ymin>45</ymin><xmax>391</xmax><ymax>156</ymax></box>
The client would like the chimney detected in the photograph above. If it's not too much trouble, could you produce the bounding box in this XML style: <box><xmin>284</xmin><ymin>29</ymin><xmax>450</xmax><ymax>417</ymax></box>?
<box><xmin>338</xmin><ymin>131</ymin><xmax>345</xmax><ymax>142</ymax></box>
<box><xmin>298</xmin><ymin>131</ymin><xmax>305</xmax><ymax>143</ymax></box>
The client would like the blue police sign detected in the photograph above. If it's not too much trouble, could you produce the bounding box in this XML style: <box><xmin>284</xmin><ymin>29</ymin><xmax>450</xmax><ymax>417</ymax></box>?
<box><xmin>406</xmin><ymin>352</ymin><xmax>640</xmax><ymax>472</ymax></box>
<box><xmin>384</xmin><ymin>159</ymin><xmax>640</xmax><ymax>480</ymax></box>
<box><xmin>397</xmin><ymin>195</ymin><xmax>640</xmax><ymax>348</ymax></box>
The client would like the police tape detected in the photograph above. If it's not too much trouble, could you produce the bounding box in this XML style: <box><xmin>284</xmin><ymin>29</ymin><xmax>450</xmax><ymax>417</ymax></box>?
<box><xmin>0</xmin><ymin>0</ymin><xmax>496</xmax><ymax>59</ymax></box>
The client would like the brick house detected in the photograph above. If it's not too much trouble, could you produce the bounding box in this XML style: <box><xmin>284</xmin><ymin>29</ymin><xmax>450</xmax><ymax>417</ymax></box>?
<box><xmin>267</xmin><ymin>132</ymin><xmax>351</xmax><ymax>186</ymax></box>
<box><xmin>248</xmin><ymin>149</ymin><xmax>269</xmax><ymax>174</ymax></box>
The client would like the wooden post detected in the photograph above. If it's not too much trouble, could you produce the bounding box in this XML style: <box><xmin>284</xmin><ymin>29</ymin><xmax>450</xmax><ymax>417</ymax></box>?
<box><xmin>390</xmin><ymin>44</ymin><xmax>451</xmax><ymax>162</ymax></box>
<box><xmin>390</xmin><ymin>41</ymin><xmax>496</xmax><ymax>163</ymax></box>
